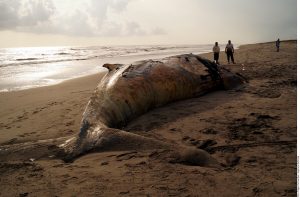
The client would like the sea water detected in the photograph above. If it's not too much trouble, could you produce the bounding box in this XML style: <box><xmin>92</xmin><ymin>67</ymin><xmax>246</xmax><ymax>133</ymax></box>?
<box><xmin>0</xmin><ymin>45</ymin><xmax>221</xmax><ymax>92</ymax></box>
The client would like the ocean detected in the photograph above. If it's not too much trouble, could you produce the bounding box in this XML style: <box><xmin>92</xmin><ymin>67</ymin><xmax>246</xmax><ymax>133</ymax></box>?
<box><xmin>0</xmin><ymin>44</ymin><xmax>221</xmax><ymax>92</ymax></box>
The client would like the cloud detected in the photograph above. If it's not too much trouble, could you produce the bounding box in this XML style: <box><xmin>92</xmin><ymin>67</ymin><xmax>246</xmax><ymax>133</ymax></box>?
<box><xmin>88</xmin><ymin>0</ymin><xmax>148</xmax><ymax>36</ymax></box>
<box><xmin>0</xmin><ymin>0</ymin><xmax>165</xmax><ymax>37</ymax></box>
<box><xmin>109</xmin><ymin>0</ymin><xmax>132</xmax><ymax>12</ymax></box>
<box><xmin>0</xmin><ymin>0</ymin><xmax>20</xmax><ymax>29</ymax></box>
<box><xmin>151</xmin><ymin>27</ymin><xmax>167</xmax><ymax>35</ymax></box>
<box><xmin>124</xmin><ymin>21</ymin><xmax>146</xmax><ymax>36</ymax></box>
<box><xmin>0</xmin><ymin>0</ymin><xmax>54</xmax><ymax>29</ymax></box>
<box><xmin>0</xmin><ymin>0</ymin><xmax>21</xmax><ymax>29</ymax></box>
<box><xmin>19</xmin><ymin>0</ymin><xmax>55</xmax><ymax>26</ymax></box>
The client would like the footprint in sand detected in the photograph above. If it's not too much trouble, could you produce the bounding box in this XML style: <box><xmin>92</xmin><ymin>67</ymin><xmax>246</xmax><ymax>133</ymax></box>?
<box><xmin>16</xmin><ymin>112</ymin><xmax>29</xmax><ymax>121</ymax></box>
<box><xmin>19</xmin><ymin>192</ymin><xmax>29</xmax><ymax>197</ymax></box>
<box><xmin>225</xmin><ymin>154</ymin><xmax>241</xmax><ymax>167</ymax></box>
<box><xmin>18</xmin><ymin>132</ymin><xmax>36</xmax><ymax>138</ymax></box>
<box><xmin>227</xmin><ymin>113</ymin><xmax>280</xmax><ymax>141</ymax></box>
<box><xmin>101</xmin><ymin>161</ymin><xmax>109</xmax><ymax>165</ymax></box>
<box><xmin>201</xmin><ymin>128</ymin><xmax>219</xmax><ymax>134</ymax></box>
<box><xmin>49</xmin><ymin>101</ymin><xmax>58</xmax><ymax>106</ymax></box>
<box><xmin>17</xmin><ymin>115</ymin><xmax>23</xmax><ymax>119</ymax></box>
<box><xmin>65</xmin><ymin>120</ymin><xmax>75</xmax><ymax>126</ymax></box>
<box><xmin>182</xmin><ymin>136</ymin><xmax>217</xmax><ymax>150</ymax></box>
<box><xmin>119</xmin><ymin>191</ymin><xmax>130</xmax><ymax>195</ymax></box>
<box><xmin>116</xmin><ymin>151</ymin><xmax>138</xmax><ymax>161</ymax></box>
<box><xmin>3</xmin><ymin>138</ymin><xmax>18</xmax><ymax>145</ymax></box>
<box><xmin>32</xmin><ymin>111</ymin><xmax>38</xmax><ymax>114</ymax></box>
<box><xmin>63</xmin><ymin>129</ymin><xmax>74</xmax><ymax>134</ymax></box>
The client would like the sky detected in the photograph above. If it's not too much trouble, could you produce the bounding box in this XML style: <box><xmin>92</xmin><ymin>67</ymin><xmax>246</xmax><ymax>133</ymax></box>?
<box><xmin>0</xmin><ymin>0</ymin><xmax>297</xmax><ymax>47</ymax></box>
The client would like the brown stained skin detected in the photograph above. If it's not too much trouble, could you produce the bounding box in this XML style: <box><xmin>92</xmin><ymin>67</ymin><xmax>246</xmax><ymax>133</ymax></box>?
<box><xmin>85</xmin><ymin>55</ymin><xmax>219</xmax><ymax>129</ymax></box>
<box><xmin>60</xmin><ymin>54</ymin><xmax>244</xmax><ymax>165</ymax></box>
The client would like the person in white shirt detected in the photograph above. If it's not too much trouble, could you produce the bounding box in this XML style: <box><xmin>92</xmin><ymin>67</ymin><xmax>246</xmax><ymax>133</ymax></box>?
<box><xmin>225</xmin><ymin>40</ymin><xmax>235</xmax><ymax>64</ymax></box>
<box><xmin>212</xmin><ymin>42</ymin><xmax>220</xmax><ymax>64</ymax></box>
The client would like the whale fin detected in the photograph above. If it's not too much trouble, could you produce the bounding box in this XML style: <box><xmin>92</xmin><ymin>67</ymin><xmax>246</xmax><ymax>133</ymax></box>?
<box><xmin>103</xmin><ymin>64</ymin><xmax>123</xmax><ymax>72</ymax></box>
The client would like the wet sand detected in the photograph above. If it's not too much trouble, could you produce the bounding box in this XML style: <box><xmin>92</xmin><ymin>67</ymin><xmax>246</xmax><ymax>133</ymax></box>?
<box><xmin>0</xmin><ymin>41</ymin><xmax>297</xmax><ymax>196</ymax></box>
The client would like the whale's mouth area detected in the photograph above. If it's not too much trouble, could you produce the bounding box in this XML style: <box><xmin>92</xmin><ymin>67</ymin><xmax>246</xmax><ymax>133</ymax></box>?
<box><xmin>195</xmin><ymin>56</ymin><xmax>221</xmax><ymax>80</ymax></box>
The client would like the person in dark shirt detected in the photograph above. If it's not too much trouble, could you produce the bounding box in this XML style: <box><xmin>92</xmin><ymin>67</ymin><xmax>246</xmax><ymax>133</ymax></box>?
<box><xmin>276</xmin><ymin>39</ymin><xmax>280</xmax><ymax>52</ymax></box>
<box><xmin>225</xmin><ymin>40</ymin><xmax>235</xmax><ymax>64</ymax></box>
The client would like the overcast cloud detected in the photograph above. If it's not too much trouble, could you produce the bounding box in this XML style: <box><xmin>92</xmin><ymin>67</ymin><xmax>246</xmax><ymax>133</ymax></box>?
<box><xmin>0</xmin><ymin>0</ymin><xmax>296</xmax><ymax>47</ymax></box>
<box><xmin>0</xmin><ymin>0</ymin><xmax>54</xmax><ymax>29</ymax></box>
<box><xmin>0</xmin><ymin>0</ymin><xmax>162</xmax><ymax>37</ymax></box>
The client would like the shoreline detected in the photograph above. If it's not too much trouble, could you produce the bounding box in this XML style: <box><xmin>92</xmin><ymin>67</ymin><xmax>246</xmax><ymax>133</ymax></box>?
<box><xmin>3</xmin><ymin>39</ymin><xmax>294</xmax><ymax>93</ymax></box>
<box><xmin>0</xmin><ymin>51</ymin><xmax>217</xmax><ymax>93</ymax></box>
<box><xmin>0</xmin><ymin>45</ymin><xmax>215</xmax><ymax>93</ymax></box>
<box><xmin>0</xmin><ymin>72</ymin><xmax>105</xmax><ymax>94</ymax></box>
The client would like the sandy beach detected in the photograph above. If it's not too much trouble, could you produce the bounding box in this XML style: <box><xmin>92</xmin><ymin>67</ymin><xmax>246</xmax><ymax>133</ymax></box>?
<box><xmin>0</xmin><ymin>41</ymin><xmax>296</xmax><ymax>196</ymax></box>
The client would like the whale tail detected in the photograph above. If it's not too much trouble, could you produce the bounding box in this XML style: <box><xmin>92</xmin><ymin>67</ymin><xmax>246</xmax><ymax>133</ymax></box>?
<box><xmin>58</xmin><ymin>126</ymin><xmax>220</xmax><ymax>168</ymax></box>
<box><xmin>0</xmin><ymin>127</ymin><xmax>219</xmax><ymax>168</ymax></box>
<box><xmin>57</xmin><ymin>126</ymin><xmax>170</xmax><ymax>162</ymax></box>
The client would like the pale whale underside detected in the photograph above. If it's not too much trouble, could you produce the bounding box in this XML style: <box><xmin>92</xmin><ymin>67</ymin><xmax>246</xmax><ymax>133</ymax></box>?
<box><xmin>0</xmin><ymin>54</ymin><xmax>244</xmax><ymax>167</ymax></box>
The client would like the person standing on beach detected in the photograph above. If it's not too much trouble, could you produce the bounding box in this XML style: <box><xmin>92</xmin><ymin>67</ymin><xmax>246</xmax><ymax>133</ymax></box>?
<box><xmin>276</xmin><ymin>38</ymin><xmax>280</xmax><ymax>52</ymax></box>
<box><xmin>212</xmin><ymin>42</ymin><xmax>220</xmax><ymax>64</ymax></box>
<box><xmin>225</xmin><ymin>40</ymin><xmax>235</xmax><ymax>64</ymax></box>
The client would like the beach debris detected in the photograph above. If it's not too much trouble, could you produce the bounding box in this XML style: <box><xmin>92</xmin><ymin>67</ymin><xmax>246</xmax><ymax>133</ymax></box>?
<box><xmin>242</xmin><ymin>63</ymin><xmax>245</xmax><ymax>70</ymax></box>
<box><xmin>19</xmin><ymin>192</ymin><xmax>29</xmax><ymax>197</ymax></box>
<box><xmin>196</xmin><ymin>139</ymin><xmax>217</xmax><ymax>149</ymax></box>
<box><xmin>225</xmin><ymin>154</ymin><xmax>241</xmax><ymax>167</ymax></box>
<box><xmin>119</xmin><ymin>191</ymin><xmax>130</xmax><ymax>195</ymax></box>
<box><xmin>29</xmin><ymin>158</ymin><xmax>35</xmax><ymax>162</ymax></box>
<box><xmin>201</xmin><ymin>128</ymin><xmax>219</xmax><ymax>134</ymax></box>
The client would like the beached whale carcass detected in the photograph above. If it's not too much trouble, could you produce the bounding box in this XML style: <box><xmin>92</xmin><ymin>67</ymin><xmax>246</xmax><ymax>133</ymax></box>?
<box><xmin>60</xmin><ymin>54</ymin><xmax>244</xmax><ymax>166</ymax></box>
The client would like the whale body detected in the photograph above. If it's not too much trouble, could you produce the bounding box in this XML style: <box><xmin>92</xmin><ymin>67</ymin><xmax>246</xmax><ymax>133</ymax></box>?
<box><xmin>60</xmin><ymin>54</ymin><xmax>244</xmax><ymax>166</ymax></box>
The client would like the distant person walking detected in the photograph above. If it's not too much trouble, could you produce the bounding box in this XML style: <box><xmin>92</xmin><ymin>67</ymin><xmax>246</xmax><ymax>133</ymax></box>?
<box><xmin>276</xmin><ymin>38</ymin><xmax>280</xmax><ymax>52</ymax></box>
<box><xmin>212</xmin><ymin>42</ymin><xmax>220</xmax><ymax>64</ymax></box>
<box><xmin>225</xmin><ymin>40</ymin><xmax>235</xmax><ymax>64</ymax></box>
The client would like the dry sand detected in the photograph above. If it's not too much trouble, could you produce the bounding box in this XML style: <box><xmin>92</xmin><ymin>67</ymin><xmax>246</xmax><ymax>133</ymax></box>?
<box><xmin>0</xmin><ymin>41</ymin><xmax>296</xmax><ymax>196</ymax></box>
